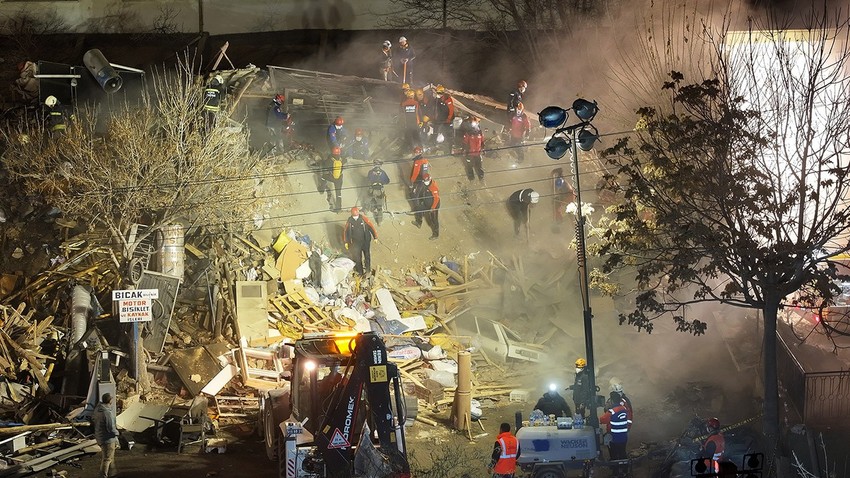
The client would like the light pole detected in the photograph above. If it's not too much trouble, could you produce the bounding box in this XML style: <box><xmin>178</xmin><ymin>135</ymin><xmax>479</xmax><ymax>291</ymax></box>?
<box><xmin>539</xmin><ymin>100</ymin><xmax>601</xmax><ymax>428</ymax></box>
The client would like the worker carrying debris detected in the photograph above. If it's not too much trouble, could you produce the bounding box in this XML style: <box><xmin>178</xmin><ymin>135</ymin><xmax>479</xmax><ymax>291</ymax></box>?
<box><xmin>432</xmin><ymin>85</ymin><xmax>455</xmax><ymax>153</ymax></box>
<box><xmin>412</xmin><ymin>173</ymin><xmax>440</xmax><ymax>240</ymax></box>
<box><xmin>506</xmin><ymin>188</ymin><xmax>539</xmax><ymax>240</ymax></box>
<box><xmin>395</xmin><ymin>36</ymin><xmax>416</xmax><ymax>85</ymax></box>
<box><xmin>379</xmin><ymin>40</ymin><xmax>394</xmax><ymax>81</ymax></box>
<box><xmin>343</xmin><ymin>207</ymin><xmax>378</xmax><ymax>276</ymax></box>
<box><xmin>533</xmin><ymin>384</ymin><xmax>573</xmax><ymax>418</ymax></box>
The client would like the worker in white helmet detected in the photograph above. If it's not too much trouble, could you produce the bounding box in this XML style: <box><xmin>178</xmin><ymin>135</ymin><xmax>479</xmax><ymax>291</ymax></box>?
<box><xmin>379</xmin><ymin>40</ymin><xmax>394</xmax><ymax>81</ymax></box>
<box><xmin>507</xmin><ymin>188</ymin><xmax>539</xmax><ymax>240</ymax></box>
<box><xmin>395</xmin><ymin>36</ymin><xmax>415</xmax><ymax>85</ymax></box>
<box><xmin>43</xmin><ymin>95</ymin><xmax>69</xmax><ymax>136</ymax></box>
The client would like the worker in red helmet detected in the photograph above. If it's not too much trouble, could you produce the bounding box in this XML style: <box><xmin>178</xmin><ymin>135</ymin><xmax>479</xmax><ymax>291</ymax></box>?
<box><xmin>509</xmin><ymin>102</ymin><xmax>531</xmax><ymax>166</ymax></box>
<box><xmin>400</xmin><ymin>89</ymin><xmax>422</xmax><ymax>151</ymax></box>
<box><xmin>343</xmin><ymin>207</ymin><xmax>378</xmax><ymax>276</ymax></box>
<box><xmin>319</xmin><ymin>146</ymin><xmax>346</xmax><ymax>212</ymax></box>
<box><xmin>267</xmin><ymin>94</ymin><xmax>294</xmax><ymax>154</ymax></box>
<box><xmin>699</xmin><ymin>417</ymin><xmax>725</xmax><ymax>474</ymax></box>
<box><xmin>326</xmin><ymin>116</ymin><xmax>348</xmax><ymax>152</ymax></box>
<box><xmin>599</xmin><ymin>392</ymin><xmax>632</xmax><ymax>476</ymax></box>
<box><xmin>411</xmin><ymin>172</ymin><xmax>440</xmax><ymax>240</ymax></box>
<box><xmin>349</xmin><ymin>128</ymin><xmax>370</xmax><ymax>160</ymax></box>
<box><xmin>432</xmin><ymin>85</ymin><xmax>455</xmax><ymax>154</ymax></box>
<box><xmin>409</xmin><ymin>146</ymin><xmax>431</xmax><ymax>186</ymax></box>
<box><xmin>507</xmin><ymin>79</ymin><xmax>527</xmax><ymax>122</ymax></box>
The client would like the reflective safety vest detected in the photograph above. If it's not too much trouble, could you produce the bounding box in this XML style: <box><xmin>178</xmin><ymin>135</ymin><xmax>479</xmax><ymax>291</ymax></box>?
<box><xmin>204</xmin><ymin>87</ymin><xmax>222</xmax><ymax>111</ymax></box>
<box><xmin>49</xmin><ymin>111</ymin><xmax>66</xmax><ymax>131</ymax></box>
<box><xmin>608</xmin><ymin>405</ymin><xmax>631</xmax><ymax>443</ymax></box>
<box><xmin>493</xmin><ymin>432</ymin><xmax>518</xmax><ymax>474</ymax></box>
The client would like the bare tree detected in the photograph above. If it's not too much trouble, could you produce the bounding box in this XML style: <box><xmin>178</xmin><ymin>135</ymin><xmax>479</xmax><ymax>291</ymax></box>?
<box><xmin>598</xmin><ymin>4</ymin><xmax>850</xmax><ymax>475</ymax></box>
<box><xmin>1</xmin><ymin>57</ymin><xmax>263</xmax><ymax>279</ymax></box>
<box><xmin>379</xmin><ymin>0</ymin><xmax>620</xmax><ymax>68</ymax></box>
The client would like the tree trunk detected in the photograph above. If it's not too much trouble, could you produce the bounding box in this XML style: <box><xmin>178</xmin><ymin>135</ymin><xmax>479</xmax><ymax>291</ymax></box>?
<box><xmin>762</xmin><ymin>294</ymin><xmax>784</xmax><ymax>477</ymax></box>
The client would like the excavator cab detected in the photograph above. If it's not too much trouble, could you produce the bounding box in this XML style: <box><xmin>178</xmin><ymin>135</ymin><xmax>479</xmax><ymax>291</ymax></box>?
<box><xmin>263</xmin><ymin>332</ymin><xmax>411</xmax><ymax>478</ymax></box>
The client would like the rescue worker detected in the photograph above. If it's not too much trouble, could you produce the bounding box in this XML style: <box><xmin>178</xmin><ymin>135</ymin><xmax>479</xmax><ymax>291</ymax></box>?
<box><xmin>552</xmin><ymin>168</ymin><xmax>576</xmax><ymax>228</ymax></box>
<box><xmin>319</xmin><ymin>146</ymin><xmax>345</xmax><ymax>212</ymax></box>
<box><xmin>412</xmin><ymin>173</ymin><xmax>440</xmax><ymax>240</ymax></box>
<box><xmin>92</xmin><ymin>393</ymin><xmax>120</xmax><ymax>478</ymax></box>
<box><xmin>326</xmin><ymin>116</ymin><xmax>348</xmax><ymax>152</ymax></box>
<box><xmin>611</xmin><ymin>381</ymin><xmax>633</xmax><ymax>420</ymax></box>
<box><xmin>599</xmin><ymin>392</ymin><xmax>632</xmax><ymax>475</ymax></box>
<box><xmin>343</xmin><ymin>207</ymin><xmax>378</xmax><ymax>276</ymax></box>
<box><xmin>366</xmin><ymin>160</ymin><xmax>390</xmax><ymax>221</ymax></box>
<box><xmin>462</xmin><ymin>117</ymin><xmax>485</xmax><ymax>181</ymax></box>
<box><xmin>43</xmin><ymin>95</ymin><xmax>69</xmax><ymax>136</ymax></box>
<box><xmin>432</xmin><ymin>85</ymin><xmax>455</xmax><ymax>153</ymax></box>
<box><xmin>509</xmin><ymin>102</ymin><xmax>531</xmax><ymax>166</ymax></box>
<box><xmin>415</xmin><ymin>88</ymin><xmax>433</xmax><ymax>146</ymax></box>
<box><xmin>488</xmin><ymin>422</ymin><xmax>520</xmax><ymax>478</ymax></box>
<box><xmin>506</xmin><ymin>188</ymin><xmax>539</xmax><ymax>239</ymax></box>
<box><xmin>266</xmin><ymin>94</ymin><xmax>294</xmax><ymax>154</ymax></box>
<box><xmin>349</xmin><ymin>128</ymin><xmax>370</xmax><ymax>160</ymax></box>
<box><xmin>203</xmin><ymin>74</ymin><xmax>225</xmax><ymax>132</ymax></box>
<box><xmin>395</xmin><ymin>36</ymin><xmax>415</xmax><ymax>85</ymax></box>
<box><xmin>507</xmin><ymin>79</ymin><xmax>527</xmax><ymax>121</ymax></box>
<box><xmin>400</xmin><ymin>82</ymin><xmax>412</xmax><ymax>101</ymax></box>
<box><xmin>569</xmin><ymin>357</ymin><xmax>595</xmax><ymax>418</ymax></box>
<box><xmin>533</xmin><ymin>384</ymin><xmax>572</xmax><ymax>418</ymax></box>
<box><xmin>400</xmin><ymin>89</ymin><xmax>422</xmax><ymax>151</ymax></box>
<box><xmin>409</xmin><ymin>146</ymin><xmax>431</xmax><ymax>186</ymax></box>
<box><xmin>699</xmin><ymin>417</ymin><xmax>725</xmax><ymax>473</ymax></box>
<box><xmin>379</xmin><ymin>40</ymin><xmax>394</xmax><ymax>81</ymax></box>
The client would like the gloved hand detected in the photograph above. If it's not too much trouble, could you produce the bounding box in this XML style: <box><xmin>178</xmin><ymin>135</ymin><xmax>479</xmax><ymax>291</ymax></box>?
<box><xmin>344</xmin><ymin>243</ymin><xmax>349</xmax><ymax>250</ymax></box>
<box><xmin>374</xmin><ymin>239</ymin><xmax>379</xmax><ymax>244</ymax></box>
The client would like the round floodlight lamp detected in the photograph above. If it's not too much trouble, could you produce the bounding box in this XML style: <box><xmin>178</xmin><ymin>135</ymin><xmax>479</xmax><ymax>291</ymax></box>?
<box><xmin>577</xmin><ymin>128</ymin><xmax>599</xmax><ymax>151</ymax></box>
<box><xmin>573</xmin><ymin>98</ymin><xmax>598</xmax><ymax>122</ymax></box>
<box><xmin>545</xmin><ymin>136</ymin><xmax>570</xmax><ymax>159</ymax></box>
<box><xmin>539</xmin><ymin>106</ymin><xmax>568</xmax><ymax>128</ymax></box>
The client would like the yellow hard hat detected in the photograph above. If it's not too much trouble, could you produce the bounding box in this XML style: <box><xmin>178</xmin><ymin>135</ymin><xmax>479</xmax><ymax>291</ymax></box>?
<box><xmin>575</xmin><ymin>358</ymin><xmax>587</xmax><ymax>368</ymax></box>
<box><xmin>405</xmin><ymin>89</ymin><xmax>415</xmax><ymax>98</ymax></box>
<box><xmin>402</xmin><ymin>83</ymin><xmax>411</xmax><ymax>90</ymax></box>
<box><xmin>422</xmin><ymin>115</ymin><xmax>430</xmax><ymax>123</ymax></box>
<box><xmin>435</xmin><ymin>85</ymin><xmax>446</xmax><ymax>94</ymax></box>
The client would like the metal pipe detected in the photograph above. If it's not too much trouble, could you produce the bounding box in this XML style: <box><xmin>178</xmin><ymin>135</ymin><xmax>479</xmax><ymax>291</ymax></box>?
<box><xmin>571</xmin><ymin>128</ymin><xmax>598</xmax><ymax>429</ymax></box>
<box><xmin>70</xmin><ymin>285</ymin><xmax>91</xmax><ymax>345</ymax></box>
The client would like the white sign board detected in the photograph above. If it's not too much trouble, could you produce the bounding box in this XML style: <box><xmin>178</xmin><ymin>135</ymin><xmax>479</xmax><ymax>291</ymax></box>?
<box><xmin>112</xmin><ymin>289</ymin><xmax>159</xmax><ymax>323</ymax></box>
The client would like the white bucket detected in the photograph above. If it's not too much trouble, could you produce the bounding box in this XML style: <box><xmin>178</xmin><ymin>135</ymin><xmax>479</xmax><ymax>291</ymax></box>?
<box><xmin>160</xmin><ymin>224</ymin><xmax>185</xmax><ymax>279</ymax></box>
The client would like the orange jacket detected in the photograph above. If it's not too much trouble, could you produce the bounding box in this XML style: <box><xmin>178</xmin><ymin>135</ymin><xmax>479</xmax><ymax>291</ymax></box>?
<box><xmin>492</xmin><ymin>431</ymin><xmax>519</xmax><ymax>474</ymax></box>
<box><xmin>410</xmin><ymin>157</ymin><xmax>430</xmax><ymax>183</ymax></box>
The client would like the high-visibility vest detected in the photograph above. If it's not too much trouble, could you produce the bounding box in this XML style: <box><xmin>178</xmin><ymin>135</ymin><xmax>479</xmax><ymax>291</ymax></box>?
<box><xmin>704</xmin><ymin>433</ymin><xmax>725</xmax><ymax>461</ymax></box>
<box><xmin>493</xmin><ymin>432</ymin><xmax>518</xmax><ymax>474</ymax></box>
<box><xmin>204</xmin><ymin>88</ymin><xmax>222</xmax><ymax>111</ymax></box>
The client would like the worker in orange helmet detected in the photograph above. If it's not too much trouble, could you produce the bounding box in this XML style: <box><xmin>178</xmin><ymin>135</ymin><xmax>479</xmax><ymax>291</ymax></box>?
<box><xmin>343</xmin><ymin>207</ymin><xmax>378</xmax><ymax>276</ymax></box>
<box><xmin>326</xmin><ymin>116</ymin><xmax>348</xmax><ymax>152</ymax></box>
<box><xmin>409</xmin><ymin>146</ymin><xmax>431</xmax><ymax>187</ymax></box>
<box><xmin>509</xmin><ymin>102</ymin><xmax>531</xmax><ymax>166</ymax></box>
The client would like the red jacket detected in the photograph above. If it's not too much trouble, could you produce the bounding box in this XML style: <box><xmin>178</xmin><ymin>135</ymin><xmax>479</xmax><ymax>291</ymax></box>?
<box><xmin>463</xmin><ymin>130</ymin><xmax>484</xmax><ymax>156</ymax></box>
<box><xmin>413</xmin><ymin>180</ymin><xmax>440</xmax><ymax>211</ymax></box>
<box><xmin>510</xmin><ymin>112</ymin><xmax>531</xmax><ymax>139</ymax></box>
<box><xmin>409</xmin><ymin>157</ymin><xmax>430</xmax><ymax>183</ymax></box>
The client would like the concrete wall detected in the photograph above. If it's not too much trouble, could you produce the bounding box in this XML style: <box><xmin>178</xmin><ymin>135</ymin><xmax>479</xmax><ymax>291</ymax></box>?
<box><xmin>0</xmin><ymin>0</ymin><xmax>395</xmax><ymax>34</ymax></box>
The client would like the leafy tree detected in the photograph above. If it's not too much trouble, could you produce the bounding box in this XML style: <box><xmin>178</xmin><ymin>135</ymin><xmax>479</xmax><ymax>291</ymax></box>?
<box><xmin>1</xmin><ymin>59</ymin><xmax>262</xmax><ymax>281</ymax></box>
<box><xmin>599</xmin><ymin>7</ymin><xmax>850</xmax><ymax>473</ymax></box>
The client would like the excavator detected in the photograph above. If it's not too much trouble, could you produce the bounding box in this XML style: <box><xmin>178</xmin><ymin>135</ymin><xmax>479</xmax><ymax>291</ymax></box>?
<box><xmin>259</xmin><ymin>331</ymin><xmax>411</xmax><ymax>478</ymax></box>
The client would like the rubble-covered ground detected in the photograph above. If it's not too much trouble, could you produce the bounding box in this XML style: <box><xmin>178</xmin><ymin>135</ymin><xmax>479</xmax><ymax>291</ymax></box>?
<box><xmin>4</xmin><ymin>53</ymin><xmax>844</xmax><ymax>478</ymax></box>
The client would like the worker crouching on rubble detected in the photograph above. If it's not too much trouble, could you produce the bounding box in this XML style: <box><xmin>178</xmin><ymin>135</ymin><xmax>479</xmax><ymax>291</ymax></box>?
<box><xmin>488</xmin><ymin>422</ymin><xmax>520</xmax><ymax>478</ymax></box>
<box><xmin>533</xmin><ymin>383</ymin><xmax>572</xmax><ymax>418</ymax></box>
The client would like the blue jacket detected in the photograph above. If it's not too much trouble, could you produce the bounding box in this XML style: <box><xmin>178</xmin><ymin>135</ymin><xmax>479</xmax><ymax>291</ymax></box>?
<box><xmin>601</xmin><ymin>404</ymin><xmax>631</xmax><ymax>443</ymax></box>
